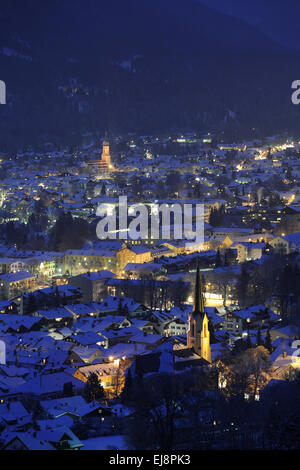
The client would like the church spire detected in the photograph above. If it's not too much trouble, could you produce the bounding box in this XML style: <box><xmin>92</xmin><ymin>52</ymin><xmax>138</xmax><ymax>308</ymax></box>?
<box><xmin>187</xmin><ymin>259</ymin><xmax>211</xmax><ymax>362</ymax></box>
<box><xmin>193</xmin><ymin>260</ymin><xmax>205</xmax><ymax>315</ymax></box>
<box><xmin>104</xmin><ymin>129</ymin><xmax>109</xmax><ymax>142</ymax></box>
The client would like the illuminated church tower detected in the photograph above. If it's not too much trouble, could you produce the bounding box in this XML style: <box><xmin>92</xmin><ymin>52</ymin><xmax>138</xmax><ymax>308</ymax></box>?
<box><xmin>101</xmin><ymin>139</ymin><xmax>111</xmax><ymax>168</ymax></box>
<box><xmin>96</xmin><ymin>137</ymin><xmax>112</xmax><ymax>172</ymax></box>
<box><xmin>86</xmin><ymin>137</ymin><xmax>113</xmax><ymax>173</ymax></box>
<box><xmin>187</xmin><ymin>262</ymin><xmax>211</xmax><ymax>363</ymax></box>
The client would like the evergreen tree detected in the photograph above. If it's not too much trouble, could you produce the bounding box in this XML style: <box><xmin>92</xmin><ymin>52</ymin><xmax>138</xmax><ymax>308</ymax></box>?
<box><xmin>265</xmin><ymin>329</ymin><xmax>273</xmax><ymax>353</ymax></box>
<box><xmin>101</xmin><ymin>183</ymin><xmax>106</xmax><ymax>196</ymax></box>
<box><xmin>236</xmin><ymin>265</ymin><xmax>251</xmax><ymax>308</ymax></box>
<box><xmin>32</xmin><ymin>400</ymin><xmax>44</xmax><ymax>421</ymax></box>
<box><xmin>62</xmin><ymin>292</ymin><xmax>67</xmax><ymax>306</ymax></box>
<box><xmin>117</xmin><ymin>298</ymin><xmax>123</xmax><ymax>315</ymax></box>
<box><xmin>123</xmin><ymin>304</ymin><xmax>129</xmax><ymax>317</ymax></box>
<box><xmin>122</xmin><ymin>368</ymin><xmax>133</xmax><ymax>403</ymax></box>
<box><xmin>246</xmin><ymin>329</ymin><xmax>252</xmax><ymax>349</ymax></box>
<box><xmin>84</xmin><ymin>372</ymin><xmax>105</xmax><ymax>403</ymax></box>
<box><xmin>53</xmin><ymin>286</ymin><xmax>60</xmax><ymax>307</ymax></box>
<box><xmin>26</xmin><ymin>292</ymin><xmax>37</xmax><ymax>314</ymax></box>
<box><xmin>208</xmin><ymin>320</ymin><xmax>216</xmax><ymax>344</ymax></box>
<box><xmin>209</xmin><ymin>207</ymin><xmax>217</xmax><ymax>227</ymax></box>
<box><xmin>257</xmin><ymin>327</ymin><xmax>262</xmax><ymax>346</ymax></box>
<box><xmin>232</xmin><ymin>338</ymin><xmax>247</xmax><ymax>355</ymax></box>
<box><xmin>215</xmin><ymin>249</ymin><xmax>222</xmax><ymax>268</ymax></box>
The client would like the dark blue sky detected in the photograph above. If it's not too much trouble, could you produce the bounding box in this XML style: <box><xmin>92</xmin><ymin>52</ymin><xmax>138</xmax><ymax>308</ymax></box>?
<box><xmin>199</xmin><ymin>0</ymin><xmax>300</xmax><ymax>49</ymax></box>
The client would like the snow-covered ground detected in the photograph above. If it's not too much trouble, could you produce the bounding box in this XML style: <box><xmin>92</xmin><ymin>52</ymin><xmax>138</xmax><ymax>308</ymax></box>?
<box><xmin>81</xmin><ymin>435</ymin><xmax>128</xmax><ymax>450</ymax></box>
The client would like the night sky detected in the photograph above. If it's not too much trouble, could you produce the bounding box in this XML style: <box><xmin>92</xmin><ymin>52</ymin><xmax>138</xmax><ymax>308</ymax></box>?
<box><xmin>200</xmin><ymin>0</ymin><xmax>300</xmax><ymax>49</ymax></box>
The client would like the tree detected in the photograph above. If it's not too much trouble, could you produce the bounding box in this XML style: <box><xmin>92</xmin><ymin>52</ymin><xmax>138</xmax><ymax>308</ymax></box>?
<box><xmin>101</xmin><ymin>182</ymin><xmax>106</xmax><ymax>196</ymax></box>
<box><xmin>223</xmin><ymin>251</ymin><xmax>230</xmax><ymax>267</ymax></box>
<box><xmin>250</xmin><ymin>346</ymin><xmax>271</xmax><ymax>399</ymax></box>
<box><xmin>84</xmin><ymin>372</ymin><xmax>105</xmax><ymax>403</ymax></box>
<box><xmin>209</xmin><ymin>204</ymin><xmax>225</xmax><ymax>227</ymax></box>
<box><xmin>26</xmin><ymin>292</ymin><xmax>37</xmax><ymax>314</ymax></box>
<box><xmin>32</xmin><ymin>400</ymin><xmax>45</xmax><ymax>422</ymax></box>
<box><xmin>208</xmin><ymin>320</ymin><xmax>216</xmax><ymax>344</ymax></box>
<box><xmin>112</xmin><ymin>361</ymin><xmax>128</xmax><ymax>399</ymax></box>
<box><xmin>117</xmin><ymin>298</ymin><xmax>123</xmax><ymax>315</ymax></box>
<box><xmin>170</xmin><ymin>279</ymin><xmax>187</xmax><ymax>307</ymax></box>
<box><xmin>232</xmin><ymin>338</ymin><xmax>247</xmax><ymax>355</ymax></box>
<box><xmin>238</xmin><ymin>346</ymin><xmax>271</xmax><ymax>400</ymax></box>
<box><xmin>216</xmin><ymin>271</ymin><xmax>232</xmax><ymax>307</ymax></box>
<box><xmin>209</xmin><ymin>207</ymin><xmax>218</xmax><ymax>227</ymax></box>
<box><xmin>256</xmin><ymin>327</ymin><xmax>262</xmax><ymax>346</ymax></box>
<box><xmin>124</xmin><ymin>373</ymin><xmax>184</xmax><ymax>450</ymax></box>
<box><xmin>262</xmin><ymin>377</ymin><xmax>300</xmax><ymax>449</ymax></box>
<box><xmin>122</xmin><ymin>368</ymin><xmax>133</xmax><ymax>403</ymax></box>
<box><xmin>246</xmin><ymin>329</ymin><xmax>252</xmax><ymax>349</ymax></box>
<box><xmin>165</xmin><ymin>171</ymin><xmax>181</xmax><ymax>195</ymax></box>
<box><xmin>222</xmin><ymin>346</ymin><xmax>270</xmax><ymax>400</ymax></box>
<box><xmin>235</xmin><ymin>265</ymin><xmax>251</xmax><ymax>308</ymax></box>
<box><xmin>62</xmin><ymin>292</ymin><xmax>68</xmax><ymax>306</ymax></box>
<box><xmin>265</xmin><ymin>329</ymin><xmax>273</xmax><ymax>353</ymax></box>
<box><xmin>215</xmin><ymin>249</ymin><xmax>222</xmax><ymax>268</ymax></box>
<box><xmin>48</xmin><ymin>212</ymin><xmax>90</xmax><ymax>251</ymax></box>
<box><xmin>53</xmin><ymin>286</ymin><xmax>61</xmax><ymax>307</ymax></box>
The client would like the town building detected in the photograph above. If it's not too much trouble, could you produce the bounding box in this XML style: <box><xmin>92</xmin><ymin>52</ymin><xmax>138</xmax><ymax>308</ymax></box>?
<box><xmin>69</xmin><ymin>270</ymin><xmax>115</xmax><ymax>303</ymax></box>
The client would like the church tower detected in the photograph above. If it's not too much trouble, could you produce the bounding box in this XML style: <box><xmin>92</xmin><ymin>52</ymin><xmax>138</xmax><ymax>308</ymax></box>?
<box><xmin>187</xmin><ymin>262</ymin><xmax>211</xmax><ymax>363</ymax></box>
<box><xmin>86</xmin><ymin>136</ymin><xmax>113</xmax><ymax>173</ymax></box>
<box><xmin>101</xmin><ymin>139</ymin><xmax>111</xmax><ymax>168</ymax></box>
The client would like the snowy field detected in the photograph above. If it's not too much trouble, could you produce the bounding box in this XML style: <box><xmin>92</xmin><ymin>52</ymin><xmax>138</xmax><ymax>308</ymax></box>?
<box><xmin>81</xmin><ymin>435</ymin><xmax>128</xmax><ymax>450</ymax></box>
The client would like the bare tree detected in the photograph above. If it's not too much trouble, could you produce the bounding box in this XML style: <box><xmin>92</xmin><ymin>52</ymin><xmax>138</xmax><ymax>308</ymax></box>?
<box><xmin>222</xmin><ymin>346</ymin><xmax>271</xmax><ymax>399</ymax></box>
<box><xmin>124</xmin><ymin>373</ymin><xmax>184</xmax><ymax>450</ymax></box>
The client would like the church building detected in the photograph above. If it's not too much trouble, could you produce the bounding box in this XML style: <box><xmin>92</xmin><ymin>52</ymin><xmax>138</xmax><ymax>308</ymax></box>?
<box><xmin>86</xmin><ymin>138</ymin><xmax>113</xmax><ymax>173</ymax></box>
<box><xmin>98</xmin><ymin>138</ymin><xmax>111</xmax><ymax>170</ymax></box>
<box><xmin>187</xmin><ymin>263</ymin><xmax>211</xmax><ymax>363</ymax></box>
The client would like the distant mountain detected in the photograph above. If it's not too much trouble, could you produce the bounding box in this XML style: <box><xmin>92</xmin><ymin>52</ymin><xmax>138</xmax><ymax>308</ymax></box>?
<box><xmin>0</xmin><ymin>0</ymin><xmax>300</xmax><ymax>150</ymax></box>
<box><xmin>199</xmin><ymin>0</ymin><xmax>300</xmax><ymax>51</ymax></box>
